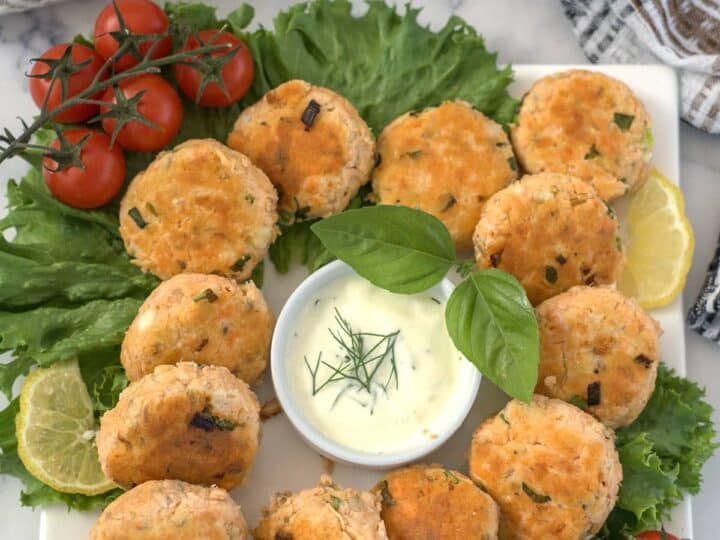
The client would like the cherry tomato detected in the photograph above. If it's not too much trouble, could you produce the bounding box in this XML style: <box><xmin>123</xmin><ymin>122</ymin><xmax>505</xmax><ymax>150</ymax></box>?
<box><xmin>94</xmin><ymin>0</ymin><xmax>172</xmax><ymax>72</ymax></box>
<box><xmin>100</xmin><ymin>74</ymin><xmax>183</xmax><ymax>152</ymax></box>
<box><xmin>28</xmin><ymin>43</ymin><xmax>106</xmax><ymax>123</ymax></box>
<box><xmin>43</xmin><ymin>128</ymin><xmax>126</xmax><ymax>209</ymax></box>
<box><xmin>636</xmin><ymin>530</ymin><xmax>680</xmax><ymax>540</ymax></box>
<box><xmin>174</xmin><ymin>30</ymin><xmax>254</xmax><ymax>107</ymax></box>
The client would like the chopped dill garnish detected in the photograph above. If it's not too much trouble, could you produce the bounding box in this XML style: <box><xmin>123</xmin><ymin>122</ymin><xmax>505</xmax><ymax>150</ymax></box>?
<box><xmin>304</xmin><ymin>309</ymin><xmax>400</xmax><ymax>402</ymax></box>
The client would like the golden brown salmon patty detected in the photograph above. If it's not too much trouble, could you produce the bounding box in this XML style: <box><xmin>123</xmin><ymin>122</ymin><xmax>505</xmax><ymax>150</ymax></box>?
<box><xmin>512</xmin><ymin>69</ymin><xmax>652</xmax><ymax>200</ymax></box>
<box><xmin>119</xmin><ymin>138</ymin><xmax>278</xmax><ymax>280</ymax></box>
<box><xmin>374</xmin><ymin>464</ymin><xmax>499</xmax><ymax>540</ymax></box>
<box><xmin>121</xmin><ymin>273</ymin><xmax>273</xmax><ymax>385</ymax></box>
<box><xmin>473</xmin><ymin>172</ymin><xmax>623</xmax><ymax>305</ymax></box>
<box><xmin>97</xmin><ymin>362</ymin><xmax>260</xmax><ymax>491</ymax></box>
<box><xmin>469</xmin><ymin>396</ymin><xmax>621</xmax><ymax>540</ymax></box>
<box><xmin>535</xmin><ymin>286</ymin><xmax>661</xmax><ymax>428</ymax></box>
<box><xmin>373</xmin><ymin>101</ymin><xmax>517</xmax><ymax>250</ymax></box>
<box><xmin>254</xmin><ymin>475</ymin><xmax>388</xmax><ymax>540</ymax></box>
<box><xmin>227</xmin><ymin>79</ymin><xmax>375</xmax><ymax>220</ymax></box>
<box><xmin>90</xmin><ymin>480</ymin><xmax>247</xmax><ymax>540</ymax></box>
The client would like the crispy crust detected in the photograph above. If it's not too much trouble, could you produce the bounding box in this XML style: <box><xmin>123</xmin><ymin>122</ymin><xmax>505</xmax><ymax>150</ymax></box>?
<box><xmin>473</xmin><ymin>172</ymin><xmax>624</xmax><ymax>305</ymax></box>
<box><xmin>511</xmin><ymin>69</ymin><xmax>652</xmax><ymax>201</ymax></box>
<box><xmin>227</xmin><ymin>79</ymin><xmax>375</xmax><ymax>219</ymax></box>
<box><xmin>469</xmin><ymin>396</ymin><xmax>622</xmax><ymax>540</ymax></box>
<box><xmin>119</xmin><ymin>139</ymin><xmax>278</xmax><ymax>280</ymax></box>
<box><xmin>535</xmin><ymin>286</ymin><xmax>661</xmax><ymax>428</ymax></box>
<box><xmin>373</xmin><ymin>101</ymin><xmax>517</xmax><ymax>251</ymax></box>
<box><xmin>90</xmin><ymin>480</ymin><xmax>248</xmax><ymax>540</ymax></box>
<box><xmin>97</xmin><ymin>362</ymin><xmax>260</xmax><ymax>490</ymax></box>
<box><xmin>121</xmin><ymin>274</ymin><xmax>273</xmax><ymax>385</ymax></box>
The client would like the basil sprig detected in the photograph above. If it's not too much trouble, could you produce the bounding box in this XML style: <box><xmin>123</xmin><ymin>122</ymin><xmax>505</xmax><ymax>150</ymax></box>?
<box><xmin>311</xmin><ymin>205</ymin><xmax>539</xmax><ymax>401</ymax></box>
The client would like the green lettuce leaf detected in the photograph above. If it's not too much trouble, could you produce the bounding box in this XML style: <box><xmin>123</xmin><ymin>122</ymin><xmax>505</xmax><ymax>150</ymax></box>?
<box><xmin>596</xmin><ymin>365</ymin><xmax>718</xmax><ymax>537</ymax></box>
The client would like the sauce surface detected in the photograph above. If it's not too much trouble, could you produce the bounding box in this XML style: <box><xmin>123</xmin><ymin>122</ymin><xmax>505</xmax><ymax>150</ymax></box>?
<box><xmin>284</xmin><ymin>274</ymin><xmax>466</xmax><ymax>453</ymax></box>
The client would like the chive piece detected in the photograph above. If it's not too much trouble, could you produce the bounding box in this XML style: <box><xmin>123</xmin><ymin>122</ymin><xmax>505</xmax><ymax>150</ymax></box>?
<box><xmin>128</xmin><ymin>207</ymin><xmax>147</xmax><ymax>229</ymax></box>
<box><xmin>615</xmin><ymin>236</ymin><xmax>623</xmax><ymax>252</ymax></box>
<box><xmin>245</xmin><ymin>194</ymin><xmax>255</xmax><ymax>204</ymax></box>
<box><xmin>606</xmin><ymin>204</ymin><xmax>617</xmax><ymax>219</ymax></box>
<box><xmin>490</xmin><ymin>252</ymin><xmax>502</xmax><ymax>268</ymax></box>
<box><xmin>522</xmin><ymin>482</ymin><xmax>551</xmax><ymax>503</ymax></box>
<box><xmin>328</xmin><ymin>495</ymin><xmax>342</xmax><ymax>510</ymax></box>
<box><xmin>499</xmin><ymin>412</ymin><xmax>511</xmax><ymax>425</ymax></box>
<box><xmin>569</xmin><ymin>395</ymin><xmax>588</xmax><ymax>409</ymax></box>
<box><xmin>430</xmin><ymin>297</ymin><xmax>441</xmax><ymax>305</ymax></box>
<box><xmin>613</xmin><ymin>112</ymin><xmax>635</xmax><ymax>131</ymax></box>
<box><xmin>193</xmin><ymin>288</ymin><xmax>218</xmax><ymax>303</ymax></box>
<box><xmin>380</xmin><ymin>480</ymin><xmax>396</xmax><ymax>506</ymax></box>
<box><xmin>634</xmin><ymin>355</ymin><xmax>653</xmax><ymax>369</ymax></box>
<box><xmin>643</xmin><ymin>128</ymin><xmax>654</xmax><ymax>148</ymax></box>
<box><xmin>145</xmin><ymin>202</ymin><xmax>158</xmax><ymax>216</ymax></box>
<box><xmin>231</xmin><ymin>255</ymin><xmax>251</xmax><ymax>272</ymax></box>
<box><xmin>190</xmin><ymin>412</ymin><xmax>235</xmax><ymax>431</ymax></box>
<box><xmin>495</xmin><ymin>141</ymin><xmax>508</xmax><ymax>147</ymax></box>
<box><xmin>301</xmin><ymin>99</ymin><xmax>321</xmax><ymax>129</ymax></box>
<box><xmin>555</xmin><ymin>254</ymin><xmax>567</xmax><ymax>265</ymax></box>
<box><xmin>545</xmin><ymin>266</ymin><xmax>558</xmax><ymax>284</ymax></box>
<box><xmin>443</xmin><ymin>469</ymin><xmax>460</xmax><ymax>485</ymax></box>
<box><xmin>441</xmin><ymin>194</ymin><xmax>456</xmax><ymax>212</ymax></box>
<box><xmin>584</xmin><ymin>144</ymin><xmax>600</xmax><ymax>160</ymax></box>
<box><xmin>406</xmin><ymin>150</ymin><xmax>423</xmax><ymax>159</ymax></box>
<box><xmin>587</xmin><ymin>381</ymin><xmax>601</xmax><ymax>406</ymax></box>
<box><xmin>507</xmin><ymin>156</ymin><xmax>518</xmax><ymax>171</ymax></box>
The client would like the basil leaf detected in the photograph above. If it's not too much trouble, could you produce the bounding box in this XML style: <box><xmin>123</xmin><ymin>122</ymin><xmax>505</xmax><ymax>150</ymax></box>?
<box><xmin>445</xmin><ymin>269</ymin><xmax>539</xmax><ymax>401</ymax></box>
<box><xmin>311</xmin><ymin>206</ymin><xmax>456</xmax><ymax>294</ymax></box>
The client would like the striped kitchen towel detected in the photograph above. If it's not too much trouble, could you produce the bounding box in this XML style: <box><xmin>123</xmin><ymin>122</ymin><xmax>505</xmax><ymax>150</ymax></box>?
<box><xmin>562</xmin><ymin>0</ymin><xmax>720</xmax><ymax>135</ymax></box>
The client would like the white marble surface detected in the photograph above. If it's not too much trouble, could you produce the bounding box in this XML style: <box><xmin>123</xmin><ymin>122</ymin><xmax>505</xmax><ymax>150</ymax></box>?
<box><xmin>0</xmin><ymin>0</ymin><xmax>718</xmax><ymax>538</ymax></box>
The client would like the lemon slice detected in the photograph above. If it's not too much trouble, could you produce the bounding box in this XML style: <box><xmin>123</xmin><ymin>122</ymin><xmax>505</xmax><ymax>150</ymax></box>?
<box><xmin>619</xmin><ymin>169</ymin><xmax>694</xmax><ymax>309</ymax></box>
<box><xmin>16</xmin><ymin>360</ymin><xmax>115</xmax><ymax>495</ymax></box>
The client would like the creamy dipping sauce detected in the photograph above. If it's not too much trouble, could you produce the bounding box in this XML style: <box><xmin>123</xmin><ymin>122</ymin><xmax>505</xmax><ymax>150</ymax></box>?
<box><xmin>284</xmin><ymin>273</ymin><xmax>466</xmax><ymax>454</ymax></box>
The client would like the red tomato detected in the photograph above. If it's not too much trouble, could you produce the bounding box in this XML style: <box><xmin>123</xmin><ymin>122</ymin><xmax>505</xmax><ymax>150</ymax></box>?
<box><xmin>100</xmin><ymin>74</ymin><xmax>183</xmax><ymax>152</ymax></box>
<box><xmin>28</xmin><ymin>43</ymin><xmax>106</xmax><ymax>123</ymax></box>
<box><xmin>174</xmin><ymin>30</ymin><xmax>254</xmax><ymax>107</ymax></box>
<box><xmin>636</xmin><ymin>530</ymin><xmax>680</xmax><ymax>540</ymax></box>
<box><xmin>94</xmin><ymin>0</ymin><xmax>171</xmax><ymax>72</ymax></box>
<box><xmin>43</xmin><ymin>128</ymin><xmax>126</xmax><ymax>209</ymax></box>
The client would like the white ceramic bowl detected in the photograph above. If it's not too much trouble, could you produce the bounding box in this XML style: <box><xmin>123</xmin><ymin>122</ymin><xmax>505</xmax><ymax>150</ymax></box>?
<box><xmin>271</xmin><ymin>260</ymin><xmax>481</xmax><ymax>469</ymax></box>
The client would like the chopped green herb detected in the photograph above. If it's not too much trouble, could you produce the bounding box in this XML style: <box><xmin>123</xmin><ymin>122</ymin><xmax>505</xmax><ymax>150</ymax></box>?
<box><xmin>430</xmin><ymin>297</ymin><xmax>441</xmax><ymax>305</ymax></box>
<box><xmin>189</xmin><ymin>412</ymin><xmax>235</xmax><ymax>431</ymax></box>
<box><xmin>634</xmin><ymin>354</ymin><xmax>653</xmax><ymax>369</ymax></box>
<box><xmin>570</xmin><ymin>395</ymin><xmax>588</xmax><ymax>409</ymax></box>
<box><xmin>584</xmin><ymin>144</ymin><xmax>600</xmax><ymax>160</ymax></box>
<box><xmin>606</xmin><ymin>205</ymin><xmax>617</xmax><ymax>219</ymax></box>
<box><xmin>522</xmin><ymin>482</ymin><xmax>551</xmax><ymax>503</ymax></box>
<box><xmin>380</xmin><ymin>480</ymin><xmax>396</xmax><ymax>506</ymax></box>
<box><xmin>328</xmin><ymin>494</ymin><xmax>342</xmax><ymax>510</ymax></box>
<box><xmin>587</xmin><ymin>381</ymin><xmax>601</xmax><ymax>406</ymax></box>
<box><xmin>128</xmin><ymin>207</ymin><xmax>147</xmax><ymax>229</ymax></box>
<box><xmin>145</xmin><ymin>202</ymin><xmax>158</xmax><ymax>216</ymax></box>
<box><xmin>615</xmin><ymin>236</ymin><xmax>623</xmax><ymax>252</ymax></box>
<box><xmin>231</xmin><ymin>255</ymin><xmax>251</xmax><ymax>272</ymax></box>
<box><xmin>193</xmin><ymin>288</ymin><xmax>218</xmax><ymax>303</ymax></box>
<box><xmin>441</xmin><ymin>194</ymin><xmax>457</xmax><ymax>212</ymax></box>
<box><xmin>499</xmin><ymin>412</ymin><xmax>511</xmax><ymax>425</ymax></box>
<box><xmin>495</xmin><ymin>141</ymin><xmax>508</xmax><ymax>147</ymax></box>
<box><xmin>620</xmin><ymin>177</ymin><xmax>628</xmax><ymax>184</ymax></box>
<box><xmin>545</xmin><ymin>265</ymin><xmax>558</xmax><ymax>284</ymax></box>
<box><xmin>507</xmin><ymin>155</ymin><xmax>518</xmax><ymax>171</ymax></box>
<box><xmin>643</xmin><ymin>127</ymin><xmax>654</xmax><ymax>148</ymax></box>
<box><xmin>443</xmin><ymin>469</ymin><xmax>460</xmax><ymax>484</ymax></box>
<box><xmin>613</xmin><ymin>112</ymin><xmax>635</xmax><ymax>131</ymax></box>
<box><xmin>301</xmin><ymin>99</ymin><xmax>321</xmax><ymax>129</ymax></box>
<box><xmin>406</xmin><ymin>150</ymin><xmax>423</xmax><ymax>159</ymax></box>
<box><xmin>245</xmin><ymin>194</ymin><xmax>255</xmax><ymax>204</ymax></box>
<box><xmin>555</xmin><ymin>254</ymin><xmax>567</xmax><ymax>265</ymax></box>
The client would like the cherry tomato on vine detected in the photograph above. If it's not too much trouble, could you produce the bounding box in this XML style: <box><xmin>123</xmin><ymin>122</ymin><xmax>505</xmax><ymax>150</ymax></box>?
<box><xmin>636</xmin><ymin>530</ymin><xmax>680</xmax><ymax>540</ymax></box>
<box><xmin>28</xmin><ymin>43</ymin><xmax>106</xmax><ymax>124</ymax></box>
<box><xmin>100</xmin><ymin>74</ymin><xmax>183</xmax><ymax>152</ymax></box>
<box><xmin>94</xmin><ymin>0</ymin><xmax>172</xmax><ymax>72</ymax></box>
<box><xmin>174</xmin><ymin>30</ymin><xmax>254</xmax><ymax>107</ymax></box>
<box><xmin>43</xmin><ymin>128</ymin><xmax>126</xmax><ymax>209</ymax></box>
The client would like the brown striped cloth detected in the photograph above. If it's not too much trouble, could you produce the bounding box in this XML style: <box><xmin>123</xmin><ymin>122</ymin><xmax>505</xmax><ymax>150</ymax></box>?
<box><xmin>562</xmin><ymin>0</ymin><xmax>720</xmax><ymax>134</ymax></box>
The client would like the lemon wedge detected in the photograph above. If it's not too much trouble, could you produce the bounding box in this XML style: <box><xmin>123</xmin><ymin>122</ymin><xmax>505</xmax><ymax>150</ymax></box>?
<box><xmin>15</xmin><ymin>360</ymin><xmax>115</xmax><ymax>495</ymax></box>
<box><xmin>619</xmin><ymin>169</ymin><xmax>694</xmax><ymax>309</ymax></box>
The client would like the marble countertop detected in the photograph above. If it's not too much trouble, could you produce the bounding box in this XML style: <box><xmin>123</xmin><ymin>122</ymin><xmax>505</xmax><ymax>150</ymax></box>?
<box><xmin>0</xmin><ymin>0</ymin><xmax>718</xmax><ymax>538</ymax></box>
